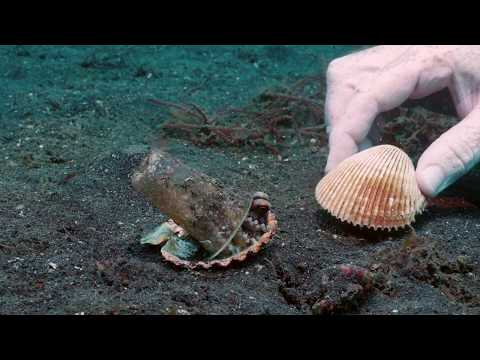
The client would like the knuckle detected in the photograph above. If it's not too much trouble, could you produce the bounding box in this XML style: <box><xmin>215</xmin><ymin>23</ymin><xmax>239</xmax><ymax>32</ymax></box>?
<box><xmin>444</xmin><ymin>125</ymin><xmax>480</xmax><ymax>172</ymax></box>
<box><xmin>326</xmin><ymin>59</ymin><xmax>344</xmax><ymax>81</ymax></box>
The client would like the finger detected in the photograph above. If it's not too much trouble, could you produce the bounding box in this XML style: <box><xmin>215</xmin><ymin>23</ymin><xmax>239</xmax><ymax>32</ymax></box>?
<box><xmin>324</xmin><ymin>83</ymin><xmax>357</xmax><ymax>132</ymax></box>
<box><xmin>325</xmin><ymin>65</ymin><xmax>422</xmax><ymax>173</ymax></box>
<box><xmin>449</xmin><ymin>81</ymin><xmax>479</xmax><ymax>118</ymax></box>
<box><xmin>416</xmin><ymin>106</ymin><xmax>480</xmax><ymax>197</ymax></box>
<box><xmin>325</xmin><ymin>93</ymin><xmax>379</xmax><ymax>172</ymax></box>
<box><xmin>371</xmin><ymin>63</ymin><xmax>422</xmax><ymax>110</ymax></box>
<box><xmin>410</xmin><ymin>65</ymin><xmax>453</xmax><ymax>99</ymax></box>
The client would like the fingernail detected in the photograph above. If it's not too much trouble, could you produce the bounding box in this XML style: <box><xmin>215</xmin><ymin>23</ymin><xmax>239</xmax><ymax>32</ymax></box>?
<box><xmin>418</xmin><ymin>165</ymin><xmax>445</xmax><ymax>197</ymax></box>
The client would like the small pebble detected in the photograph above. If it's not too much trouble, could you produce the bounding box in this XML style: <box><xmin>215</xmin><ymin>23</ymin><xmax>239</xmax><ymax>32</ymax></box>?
<box><xmin>296</xmin><ymin>262</ymin><xmax>307</xmax><ymax>272</ymax></box>
<box><xmin>176</xmin><ymin>308</ymin><xmax>190</xmax><ymax>315</ymax></box>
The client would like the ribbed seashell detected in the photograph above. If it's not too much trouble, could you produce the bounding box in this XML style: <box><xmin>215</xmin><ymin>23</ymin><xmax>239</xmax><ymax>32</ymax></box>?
<box><xmin>315</xmin><ymin>145</ymin><xmax>426</xmax><ymax>230</ymax></box>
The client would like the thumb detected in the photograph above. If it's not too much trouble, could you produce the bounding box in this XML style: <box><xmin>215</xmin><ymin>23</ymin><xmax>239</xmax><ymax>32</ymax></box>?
<box><xmin>416</xmin><ymin>107</ymin><xmax>480</xmax><ymax>197</ymax></box>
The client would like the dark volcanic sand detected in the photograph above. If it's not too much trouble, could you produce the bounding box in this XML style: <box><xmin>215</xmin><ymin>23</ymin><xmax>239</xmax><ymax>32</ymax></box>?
<box><xmin>1</xmin><ymin>45</ymin><xmax>479</xmax><ymax>315</ymax></box>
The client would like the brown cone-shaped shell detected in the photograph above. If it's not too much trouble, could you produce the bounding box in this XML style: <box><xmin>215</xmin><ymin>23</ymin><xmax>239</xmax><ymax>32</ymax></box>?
<box><xmin>315</xmin><ymin>145</ymin><xmax>426</xmax><ymax>230</ymax></box>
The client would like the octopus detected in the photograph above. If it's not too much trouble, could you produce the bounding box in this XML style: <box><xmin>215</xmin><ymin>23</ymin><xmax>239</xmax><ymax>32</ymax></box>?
<box><xmin>132</xmin><ymin>148</ymin><xmax>278</xmax><ymax>269</ymax></box>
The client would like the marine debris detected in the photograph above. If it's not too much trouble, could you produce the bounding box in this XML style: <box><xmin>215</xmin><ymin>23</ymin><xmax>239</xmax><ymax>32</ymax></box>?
<box><xmin>132</xmin><ymin>148</ymin><xmax>278</xmax><ymax>269</ymax></box>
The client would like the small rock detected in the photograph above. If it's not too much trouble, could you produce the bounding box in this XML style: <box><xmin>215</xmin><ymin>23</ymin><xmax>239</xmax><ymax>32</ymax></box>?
<box><xmin>176</xmin><ymin>308</ymin><xmax>190</xmax><ymax>315</ymax></box>
<box><xmin>456</xmin><ymin>255</ymin><xmax>473</xmax><ymax>273</ymax></box>
<box><xmin>296</xmin><ymin>262</ymin><xmax>308</xmax><ymax>273</ymax></box>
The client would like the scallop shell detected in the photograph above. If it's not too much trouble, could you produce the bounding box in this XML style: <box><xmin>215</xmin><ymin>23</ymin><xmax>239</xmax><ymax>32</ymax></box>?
<box><xmin>161</xmin><ymin>210</ymin><xmax>277</xmax><ymax>270</ymax></box>
<box><xmin>140</xmin><ymin>194</ymin><xmax>278</xmax><ymax>270</ymax></box>
<box><xmin>315</xmin><ymin>145</ymin><xmax>426</xmax><ymax>230</ymax></box>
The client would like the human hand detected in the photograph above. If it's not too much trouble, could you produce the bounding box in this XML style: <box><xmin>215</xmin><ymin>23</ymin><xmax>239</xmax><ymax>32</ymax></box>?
<box><xmin>324</xmin><ymin>45</ymin><xmax>480</xmax><ymax>197</ymax></box>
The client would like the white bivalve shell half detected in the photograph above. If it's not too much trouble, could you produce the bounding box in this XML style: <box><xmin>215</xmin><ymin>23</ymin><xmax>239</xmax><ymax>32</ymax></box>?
<box><xmin>315</xmin><ymin>145</ymin><xmax>426</xmax><ymax>230</ymax></box>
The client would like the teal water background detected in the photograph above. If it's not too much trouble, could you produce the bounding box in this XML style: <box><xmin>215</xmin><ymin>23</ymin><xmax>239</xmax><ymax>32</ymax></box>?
<box><xmin>0</xmin><ymin>45</ymin><xmax>363</xmax><ymax>121</ymax></box>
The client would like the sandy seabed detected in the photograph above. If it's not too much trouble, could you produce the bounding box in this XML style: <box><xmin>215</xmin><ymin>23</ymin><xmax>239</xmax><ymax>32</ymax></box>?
<box><xmin>1</xmin><ymin>45</ymin><xmax>479</xmax><ymax>315</ymax></box>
